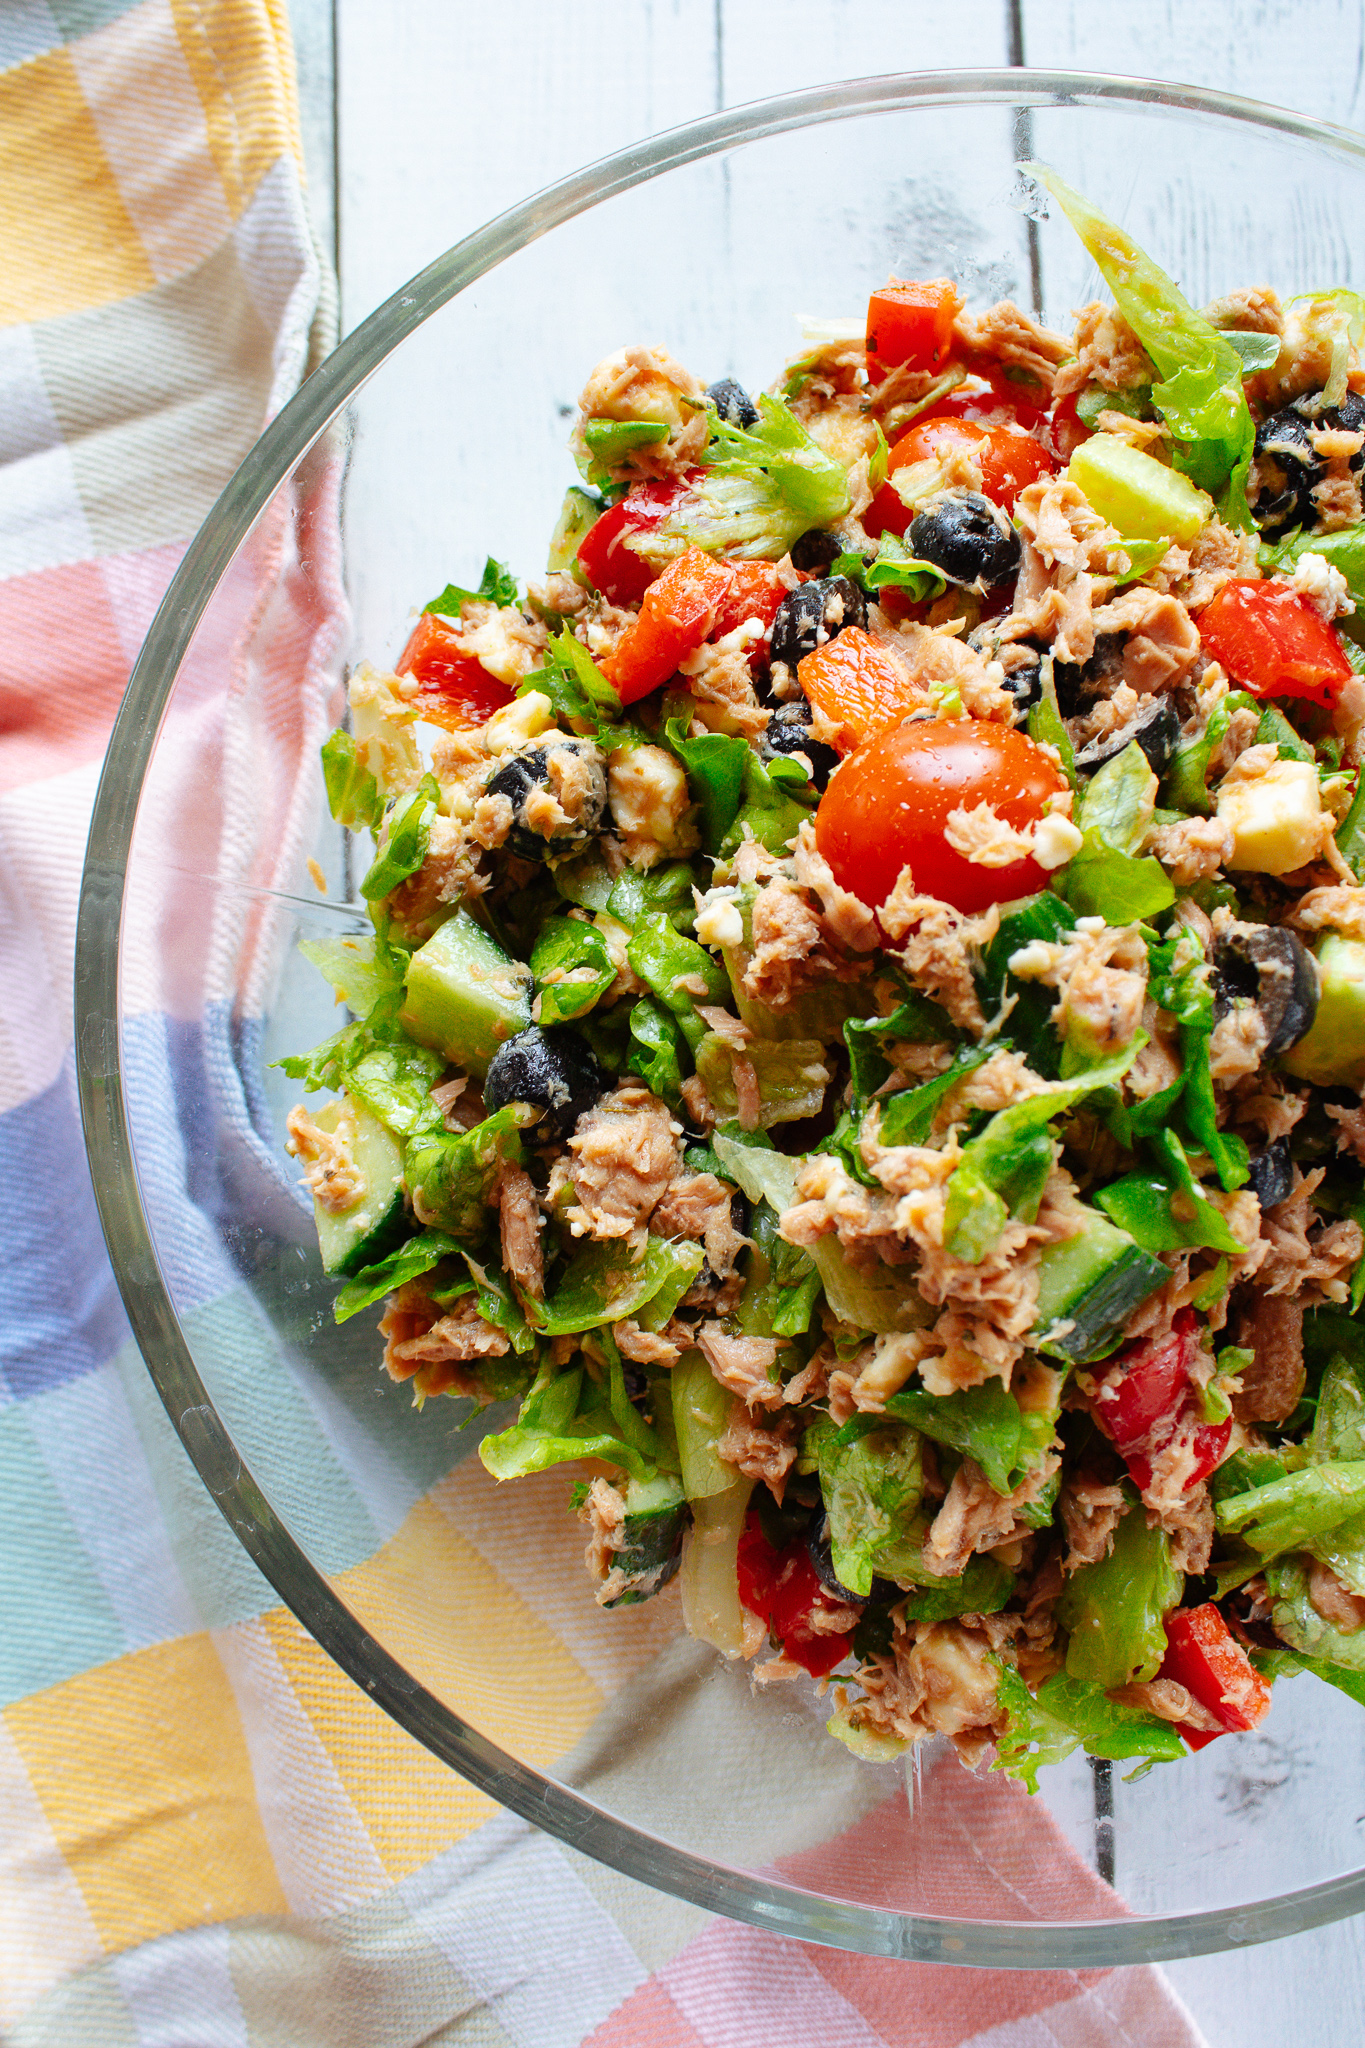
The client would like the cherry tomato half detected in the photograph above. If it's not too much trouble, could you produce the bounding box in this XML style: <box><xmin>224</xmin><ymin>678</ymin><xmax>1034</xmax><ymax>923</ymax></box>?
<box><xmin>575</xmin><ymin>474</ymin><xmax>695</xmax><ymax>606</ymax></box>
<box><xmin>1196</xmin><ymin>577</ymin><xmax>1354</xmax><ymax>708</ymax></box>
<box><xmin>865</xmin><ymin>411</ymin><xmax>1055</xmax><ymax>535</ymax></box>
<box><xmin>814</xmin><ymin>718</ymin><xmax>1067</xmax><ymax>915</ymax></box>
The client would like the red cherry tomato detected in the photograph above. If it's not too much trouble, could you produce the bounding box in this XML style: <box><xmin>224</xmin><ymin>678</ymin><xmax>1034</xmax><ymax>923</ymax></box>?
<box><xmin>1091</xmin><ymin>1312</ymin><xmax>1231</xmax><ymax>1497</ymax></box>
<box><xmin>814</xmin><ymin>718</ymin><xmax>1068</xmax><ymax>915</ymax></box>
<box><xmin>866</xmin><ymin>411</ymin><xmax>1055</xmax><ymax>534</ymax></box>
<box><xmin>575</xmin><ymin>474</ymin><xmax>695</xmax><ymax>606</ymax></box>
<box><xmin>1196</xmin><ymin>577</ymin><xmax>1354</xmax><ymax>708</ymax></box>
<box><xmin>396</xmin><ymin>613</ymin><xmax>514</xmax><ymax>726</ymax></box>
<box><xmin>1159</xmin><ymin>1604</ymin><xmax>1272</xmax><ymax>1752</ymax></box>
<box><xmin>865</xmin><ymin>278</ymin><xmax>963</xmax><ymax>384</ymax></box>
<box><xmin>736</xmin><ymin>1513</ymin><xmax>853</xmax><ymax>1679</ymax></box>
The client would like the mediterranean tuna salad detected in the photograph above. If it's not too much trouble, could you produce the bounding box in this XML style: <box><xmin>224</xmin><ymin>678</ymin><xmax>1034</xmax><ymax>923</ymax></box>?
<box><xmin>283</xmin><ymin>169</ymin><xmax>1365</xmax><ymax>1787</ymax></box>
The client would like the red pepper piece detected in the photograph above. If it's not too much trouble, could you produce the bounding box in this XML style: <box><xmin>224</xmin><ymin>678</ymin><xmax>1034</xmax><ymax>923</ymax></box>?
<box><xmin>603</xmin><ymin>545</ymin><xmax>733</xmax><ymax>704</ymax></box>
<box><xmin>1196</xmin><ymin>577</ymin><xmax>1354</xmax><ymax>708</ymax></box>
<box><xmin>1159</xmin><ymin>1603</ymin><xmax>1273</xmax><ymax>1751</ymax></box>
<box><xmin>865</xmin><ymin>278</ymin><xmax>963</xmax><ymax>385</ymax></box>
<box><xmin>396</xmin><ymin>613</ymin><xmax>514</xmax><ymax>726</ymax></box>
<box><xmin>575</xmin><ymin>474</ymin><xmax>695</xmax><ymax>606</ymax></box>
<box><xmin>736</xmin><ymin>1513</ymin><xmax>854</xmax><ymax>1678</ymax></box>
<box><xmin>1091</xmin><ymin>1310</ymin><xmax>1231</xmax><ymax>1497</ymax></box>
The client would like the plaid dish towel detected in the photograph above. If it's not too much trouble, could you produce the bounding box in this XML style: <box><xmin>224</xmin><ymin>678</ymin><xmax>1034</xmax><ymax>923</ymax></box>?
<box><xmin>0</xmin><ymin>4</ymin><xmax>1213</xmax><ymax>2041</ymax></box>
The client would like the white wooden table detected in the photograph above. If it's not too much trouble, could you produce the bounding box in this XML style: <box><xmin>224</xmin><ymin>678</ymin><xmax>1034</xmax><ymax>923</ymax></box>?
<box><xmin>287</xmin><ymin>2</ymin><xmax>1365</xmax><ymax>2036</ymax></box>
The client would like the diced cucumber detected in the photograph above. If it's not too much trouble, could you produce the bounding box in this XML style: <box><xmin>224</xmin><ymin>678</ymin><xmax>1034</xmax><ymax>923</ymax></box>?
<box><xmin>309</xmin><ymin>1096</ymin><xmax>409</xmax><ymax>1278</ymax></box>
<box><xmin>400</xmin><ymin>909</ymin><xmax>533</xmax><ymax>1078</ymax></box>
<box><xmin>547</xmin><ymin>486</ymin><xmax>602</xmax><ymax>576</ymax></box>
<box><xmin>602</xmin><ymin>1473</ymin><xmax>688</xmax><ymax>1608</ymax></box>
<box><xmin>1067</xmin><ymin>434</ymin><xmax>1212</xmax><ymax>543</ymax></box>
<box><xmin>1030</xmin><ymin>1207</ymin><xmax>1167</xmax><ymax>1363</ymax></box>
<box><xmin>1282</xmin><ymin>933</ymin><xmax>1365</xmax><ymax>1088</ymax></box>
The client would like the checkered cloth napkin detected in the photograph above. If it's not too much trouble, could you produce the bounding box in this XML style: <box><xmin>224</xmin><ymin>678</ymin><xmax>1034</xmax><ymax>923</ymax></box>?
<box><xmin>0</xmin><ymin>3</ymin><xmax>1213</xmax><ymax>2040</ymax></box>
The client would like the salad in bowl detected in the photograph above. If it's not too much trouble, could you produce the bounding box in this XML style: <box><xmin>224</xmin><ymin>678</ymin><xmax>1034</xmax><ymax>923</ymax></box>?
<box><xmin>282</xmin><ymin>168</ymin><xmax>1365</xmax><ymax>1791</ymax></box>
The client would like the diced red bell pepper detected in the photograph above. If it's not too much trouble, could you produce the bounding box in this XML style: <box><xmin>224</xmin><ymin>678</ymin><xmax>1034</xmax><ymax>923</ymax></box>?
<box><xmin>736</xmin><ymin>1512</ymin><xmax>854</xmax><ymax>1679</ymax></box>
<box><xmin>865</xmin><ymin>410</ymin><xmax>1055</xmax><ymax>534</ymax></box>
<box><xmin>575</xmin><ymin>474</ymin><xmax>695</xmax><ymax>606</ymax></box>
<box><xmin>865</xmin><ymin>278</ymin><xmax>963</xmax><ymax>385</ymax></box>
<box><xmin>710</xmin><ymin>559</ymin><xmax>790</xmax><ymax>645</ymax></box>
<box><xmin>603</xmin><ymin>545</ymin><xmax>734</xmax><ymax>705</ymax></box>
<box><xmin>1091</xmin><ymin>1311</ymin><xmax>1231</xmax><ymax>1497</ymax></box>
<box><xmin>1159</xmin><ymin>1603</ymin><xmax>1273</xmax><ymax>1751</ymax></box>
<box><xmin>1196</xmin><ymin>577</ymin><xmax>1354</xmax><ymax>708</ymax></box>
<box><xmin>396</xmin><ymin>613</ymin><xmax>514</xmax><ymax>726</ymax></box>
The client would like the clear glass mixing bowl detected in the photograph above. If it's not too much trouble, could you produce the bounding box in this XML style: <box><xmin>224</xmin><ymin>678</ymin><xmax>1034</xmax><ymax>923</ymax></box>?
<box><xmin>77</xmin><ymin>72</ymin><xmax>1365</xmax><ymax>1965</ymax></box>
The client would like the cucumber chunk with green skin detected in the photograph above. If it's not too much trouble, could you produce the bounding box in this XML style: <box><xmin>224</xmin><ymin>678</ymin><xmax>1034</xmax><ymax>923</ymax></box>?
<box><xmin>1029</xmin><ymin>1208</ymin><xmax>1167</xmax><ymax>1363</ymax></box>
<box><xmin>1067</xmin><ymin>429</ymin><xmax>1213</xmax><ymax>542</ymax></box>
<box><xmin>400</xmin><ymin>909</ymin><xmax>533</xmax><ymax>1078</ymax></box>
<box><xmin>601</xmin><ymin>1474</ymin><xmax>688</xmax><ymax>1607</ymax></box>
<box><xmin>1281</xmin><ymin>933</ymin><xmax>1365</xmax><ymax>1089</ymax></box>
<box><xmin>308</xmin><ymin>1097</ymin><xmax>409</xmax><ymax>1278</ymax></box>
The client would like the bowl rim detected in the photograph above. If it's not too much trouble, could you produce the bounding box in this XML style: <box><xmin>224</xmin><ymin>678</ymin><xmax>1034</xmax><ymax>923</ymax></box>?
<box><xmin>76</xmin><ymin>67</ymin><xmax>1365</xmax><ymax>1966</ymax></box>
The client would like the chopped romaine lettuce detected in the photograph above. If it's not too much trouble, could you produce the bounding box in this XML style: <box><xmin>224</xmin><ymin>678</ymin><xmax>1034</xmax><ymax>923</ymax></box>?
<box><xmin>1031</xmin><ymin>165</ymin><xmax>1255</xmax><ymax>523</ymax></box>
<box><xmin>736</xmin><ymin>1199</ymin><xmax>822</xmax><ymax>1341</ymax></box>
<box><xmin>1216</xmin><ymin>1460</ymin><xmax>1365</xmax><ymax>1558</ymax></box>
<box><xmin>626</xmin><ymin>912</ymin><xmax>729</xmax><ymax>1052</ymax></box>
<box><xmin>480</xmin><ymin>1359</ymin><xmax>658</xmax><ymax>1483</ymax></box>
<box><xmin>874</xmin><ymin>1043</ymin><xmax>994</xmax><ymax>1148</ymax></box>
<box><xmin>403</xmin><ymin>1103</ymin><xmax>537</xmax><ymax>1240</ymax></box>
<box><xmin>717</xmin><ymin>750</ymin><xmax>818</xmax><ymax>858</ymax></box>
<box><xmin>605</xmin><ymin>858</ymin><xmax>698</xmax><ymax>935</ymax></box>
<box><xmin>532</xmin><ymin>1235</ymin><xmax>705</xmax><ymax>1338</ymax></box>
<box><xmin>662</xmin><ymin>718</ymin><xmax>748</xmax><ymax>852</ymax></box>
<box><xmin>942</xmin><ymin>1042</ymin><xmax>1141</xmax><ymax>1262</ymax></box>
<box><xmin>695</xmin><ymin>1034</ymin><xmax>829</xmax><ymax>1128</ymax></box>
<box><xmin>529</xmin><ymin>917</ymin><xmax>615</xmax><ymax>1027</ymax></box>
<box><xmin>321</xmin><ymin>728</ymin><xmax>384</xmax><ymax>833</ymax></box>
<box><xmin>626</xmin><ymin>995</ymin><xmax>686</xmax><ymax>1105</ymax></box>
<box><xmin>359</xmin><ymin>775</ymin><xmax>440</xmax><ymax>903</ymax></box>
<box><xmin>809</xmin><ymin>1416</ymin><xmax>925</xmax><ymax>1597</ymax></box>
<box><xmin>1056</xmin><ymin>1496</ymin><xmax>1180</xmax><ymax>1688</ymax></box>
<box><xmin>347</xmin><ymin>1040</ymin><xmax>447</xmax><ymax>1137</ymax></box>
<box><xmin>883</xmin><ymin>1378</ymin><xmax>1028</xmax><ymax>1497</ymax></box>
<box><xmin>1267</xmin><ymin>1553</ymin><xmax>1365</xmax><ymax>1673</ymax></box>
<box><xmin>831</xmin><ymin>536</ymin><xmax>948</xmax><ymax>601</ymax></box>
<box><xmin>333</xmin><ymin>1229</ymin><xmax>461</xmax><ymax>1324</ymax></box>
<box><xmin>993</xmin><ymin>1663</ymin><xmax>1185</xmax><ymax>1794</ymax></box>
<box><xmin>654</xmin><ymin>393</ymin><xmax>852</xmax><ymax>561</ymax></box>
<box><xmin>423</xmin><ymin>557</ymin><xmax>519</xmax><ymax>616</ymax></box>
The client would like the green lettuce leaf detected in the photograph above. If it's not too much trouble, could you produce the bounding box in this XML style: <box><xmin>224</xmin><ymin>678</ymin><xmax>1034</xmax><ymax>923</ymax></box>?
<box><xmin>844</xmin><ymin>991</ymin><xmax>960</xmax><ymax>1108</ymax></box>
<box><xmin>403</xmin><ymin>1103</ymin><xmax>536</xmax><ymax>1240</ymax></box>
<box><xmin>695</xmin><ymin>1034</ymin><xmax>829</xmax><ymax>1128</ymax></box>
<box><xmin>717</xmin><ymin>750</ymin><xmax>819</xmax><ymax>859</ymax></box>
<box><xmin>534</xmin><ymin>1235</ymin><xmax>705</xmax><ymax>1337</ymax></box>
<box><xmin>831</xmin><ymin>535</ymin><xmax>947</xmax><ymax>601</ymax></box>
<box><xmin>347</xmin><ymin>1040</ymin><xmax>448</xmax><ymax>1138</ymax></box>
<box><xmin>1031</xmin><ymin>165</ymin><xmax>1255</xmax><ymax>521</ymax></box>
<box><xmin>359</xmin><ymin>775</ymin><xmax>440</xmax><ymax>903</ymax></box>
<box><xmin>993</xmin><ymin>1663</ymin><xmax>1185</xmax><ymax>1794</ymax></box>
<box><xmin>1162</xmin><ymin>690</ymin><xmax>1258</xmax><ymax>815</ymax></box>
<box><xmin>530</xmin><ymin>917</ymin><xmax>615</xmax><ymax>1027</ymax></box>
<box><xmin>663</xmin><ymin>718</ymin><xmax>748</xmax><ymax>852</ymax></box>
<box><xmin>1056</xmin><ymin>1494</ymin><xmax>1181</xmax><ymax>1687</ymax></box>
<box><xmin>424</xmin><ymin>556</ymin><xmax>519</xmax><ymax>615</ymax></box>
<box><xmin>1267</xmin><ymin>1553</ymin><xmax>1365</xmax><ymax>1673</ymax></box>
<box><xmin>942</xmin><ymin>1042</ymin><xmax>1140</xmax><ymax>1261</ymax></box>
<box><xmin>625</xmin><ymin>995</ymin><xmax>686</xmax><ymax>1106</ymax></box>
<box><xmin>520</xmin><ymin>629</ymin><xmax>622</xmax><ymax>730</ymax></box>
<box><xmin>735</xmin><ymin>1198</ymin><xmax>822</xmax><ymax>1342</ymax></box>
<box><xmin>626</xmin><ymin>912</ymin><xmax>729</xmax><ymax>1052</ymax></box>
<box><xmin>872</xmin><ymin>1043</ymin><xmax>994</xmax><ymax>1149</ymax></box>
<box><xmin>883</xmin><ymin>1378</ymin><xmax>1027</xmax><ymax>1497</ymax></box>
<box><xmin>809</xmin><ymin>1417</ymin><xmax>924</xmax><ymax>1598</ymax></box>
<box><xmin>654</xmin><ymin>393</ymin><xmax>852</xmax><ymax>561</ymax></box>
<box><xmin>479</xmin><ymin>1360</ymin><xmax>658</xmax><ymax>1483</ymax></box>
<box><xmin>1217</xmin><ymin>1461</ymin><xmax>1365</xmax><ymax>1558</ymax></box>
<box><xmin>321</xmin><ymin>728</ymin><xmax>384</xmax><ymax>833</ymax></box>
<box><xmin>604</xmin><ymin>858</ymin><xmax>698</xmax><ymax>935</ymax></box>
<box><xmin>333</xmin><ymin>1229</ymin><xmax>461</xmax><ymax>1324</ymax></box>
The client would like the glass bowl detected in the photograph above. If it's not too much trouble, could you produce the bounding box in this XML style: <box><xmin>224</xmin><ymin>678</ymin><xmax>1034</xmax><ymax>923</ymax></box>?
<box><xmin>77</xmin><ymin>71</ymin><xmax>1365</xmax><ymax>1966</ymax></box>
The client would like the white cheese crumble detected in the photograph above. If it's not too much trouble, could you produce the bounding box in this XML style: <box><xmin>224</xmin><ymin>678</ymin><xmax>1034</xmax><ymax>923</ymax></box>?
<box><xmin>1032</xmin><ymin>814</ymin><xmax>1085</xmax><ymax>870</ymax></box>
<box><xmin>483</xmin><ymin>690</ymin><xmax>553</xmax><ymax>753</ymax></box>
<box><xmin>1286</xmin><ymin>551</ymin><xmax>1355</xmax><ymax>622</ymax></box>
<box><xmin>695</xmin><ymin>894</ymin><xmax>745</xmax><ymax>949</ymax></box>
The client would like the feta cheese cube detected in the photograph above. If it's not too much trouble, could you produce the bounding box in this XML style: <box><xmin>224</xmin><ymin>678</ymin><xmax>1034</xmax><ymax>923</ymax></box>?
<box><xmin>1216</xmin><ymin>757</ymin><xmax>1324</xmax><ymax>875</ymax></box>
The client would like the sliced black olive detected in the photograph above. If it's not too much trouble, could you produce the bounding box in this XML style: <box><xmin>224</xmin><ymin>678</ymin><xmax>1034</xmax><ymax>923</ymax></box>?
<box><xmin>769</xmin><ymin>575</ymin><xmax>867</xmax><ymax>673</ymax></box>
<box><xmin>759</xmin><ymin>700</ymin><xmax>840</xmax><ymax>791</ymax></box>
<box><xmin>1213</xmin><ymin>923</ymin><xmax>1320</xmax><ymax>1056</ymax></box>
<box><xmin>690</xmin><ymin>1189</ymin><xmax>754</xmax><ymax>1299</ymax></box>
<box><xmin>967</xmin><ymin>630</ymin><xmax>1045</xmax><ymax>720</ymax></box>
<box><xmin>790</xmin><ymin>528</ymin><xmax>845</xmax><ymax>573</ymax></box>
<box><xmin>484</xmin><ymin>1025</ymin><xmax>605</xmax><ymax>1142</ymax></box>
<box><xmin>1252</xmin><ymin>391</ymin><xmax>1365</xmax><ymax>537</ymax></box>
<box><xmin>907</xmin><ymin>489</ymin><xmax>1021</xmax><ymax>589</ymax></box>
<box><xmin>1074</xmin><ymin>694</ymin><xmax>1182</xmax><ymax>776</ymax></box>
<box><xmin>1052</xmin><ymin>632</ymin><xmax>1126</xmax><ymax>717</ymax></box>
<box><xmin>484</xmin><ymin>736</ymin><xmax>606</xmax><ymax>862</ymax></box>
<box><xmin>1246</xmin><ymin>1136</ymin><xmax>1294</xmax><ymax>1211</ymax></box>
<box><xmin>706</xmin><ymin>377</ymin><xmax>759</xmax><ymax>429</ymax></box>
